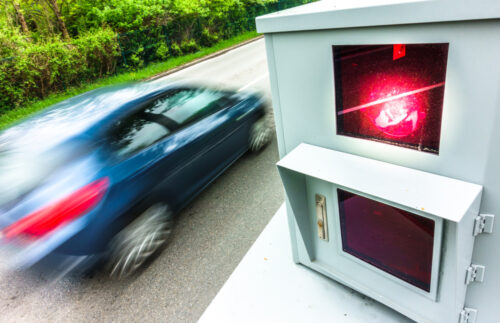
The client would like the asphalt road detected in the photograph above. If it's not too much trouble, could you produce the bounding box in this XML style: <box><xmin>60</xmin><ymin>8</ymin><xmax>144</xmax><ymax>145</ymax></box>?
<box><xmin>0</xmin><ymin>38</ymin><xmax>285</xmax><ymax>322</ymax></box>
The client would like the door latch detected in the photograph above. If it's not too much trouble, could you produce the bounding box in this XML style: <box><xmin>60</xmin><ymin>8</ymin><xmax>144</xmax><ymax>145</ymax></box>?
<box><xmin>316</xmin><ymin>194</ymin><xmax>328</xmax><ymax>241</ymax></box>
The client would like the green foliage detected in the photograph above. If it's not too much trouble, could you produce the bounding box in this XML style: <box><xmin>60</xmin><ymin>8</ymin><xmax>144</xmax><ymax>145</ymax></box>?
<box><xmin>114</xmin><ymin>0</ymin><xmax>281</xmax><ymax>66</ymax></box>
<box><xmin>128</xmin><ymin>46</ymin><xmax>145</xmax><ymax>68</ymax></box>
<box><xmin>0</xmin><ymin>31</ymin><xmax>259</xmax><ymax>129</ymax></box>
<box><xmin>72</xmin><ymin>28</ymin><xmax>118</xmax><ymax>78</ymax></box>
<box><xmin>169</xmin><ymin>43</ymin><xmax>182</xmax><ymax>57</ymax></box>
<box><xmin>156</xmin><ymin>42</ymin><xmax>169</xmax><ymax>60</ymax></box>
<box><xmin>0</xmin><ymin>28</ymin><xmax>118</xmax><ymax>111</ymax></box>
<box><xmin>180</xmin><ymin>39</ymin><xmax>199</xmax><ymax>54</ymax></box>
<box><xmin>0</xmin><ymin>0</ymin><xmax>312</xmax><ymax>112</ymax></box>
<box><xmin>63</xmin><ymin>0</ymin><xmax>171</xmax><ymax>34</ymax></box>
<box><xmin>0</xmin><ymin>22</ymin><xmax>30</xmax><ymax>58</ymax></box>
<box><xmin>199</xmin><ymin>28</ymin><xmax>219</xmax><ymax>47</ymax></box>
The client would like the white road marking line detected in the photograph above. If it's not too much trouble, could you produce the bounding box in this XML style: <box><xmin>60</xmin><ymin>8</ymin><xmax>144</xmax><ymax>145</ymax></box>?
<box><xmin>238</xmin><ymin>73</ymin><xmax>269</xmax><ymax>92</ymax></box>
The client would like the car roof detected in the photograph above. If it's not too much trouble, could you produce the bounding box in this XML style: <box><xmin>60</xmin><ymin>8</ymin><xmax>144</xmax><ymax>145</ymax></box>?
<box><xmin>0</xmin><ymin>79</ymin><xmax>178</xmax><ymax>153</ymax></box>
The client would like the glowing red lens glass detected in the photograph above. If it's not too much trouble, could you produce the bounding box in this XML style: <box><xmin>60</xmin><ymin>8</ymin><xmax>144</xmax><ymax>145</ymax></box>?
<box><xmin>333</xmin><ymin>44</ymin><xmax>448</xmax><ymax>153</ymax></box>
<box><xmin>3</xmin><ymin>178</ymin><xmax>109</xmax><ymax>239</ymax></box>
<box><xmin>337</xmin><ymin>189</ymin><xmax>435</xmax><ymax>292</ymax></box>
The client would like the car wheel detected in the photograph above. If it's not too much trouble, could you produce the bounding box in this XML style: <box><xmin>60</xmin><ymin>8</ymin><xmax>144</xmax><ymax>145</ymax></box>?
<box><xmin>107</xmin><ymin>203</ymin><xmax>174</xmax><ymax>278</ymax></box>
<box><xmin>249</xmin><ymin>116</ymin><xmax>273</xmax><ymax>152</ymax></box>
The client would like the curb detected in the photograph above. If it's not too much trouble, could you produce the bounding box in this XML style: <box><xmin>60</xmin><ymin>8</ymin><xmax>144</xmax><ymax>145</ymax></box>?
<box><xmin>148</xmin><ymin>35</ymin><xmax>264</xmax><ymax>81</ymax></box>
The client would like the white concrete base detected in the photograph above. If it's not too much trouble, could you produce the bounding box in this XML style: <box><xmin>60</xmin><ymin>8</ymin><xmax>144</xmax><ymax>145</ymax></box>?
<box><xmin>199</xmin><ymin>203</ymin><xmax>412</xmax><ymax>323</ymax></box>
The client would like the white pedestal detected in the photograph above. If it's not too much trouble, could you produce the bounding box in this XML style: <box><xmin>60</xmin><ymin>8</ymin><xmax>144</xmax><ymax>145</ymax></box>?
<box><xmin>199</xmin><ymin>203</ymin><xmax>412</xmax><ymax>323</ymax></box>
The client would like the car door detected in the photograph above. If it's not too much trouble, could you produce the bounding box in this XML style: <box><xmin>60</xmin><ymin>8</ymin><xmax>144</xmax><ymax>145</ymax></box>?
<box><xmin>104</xmin><ymin>101</ymin><xmax>174</xmax><ymax>216</ymax></box>
<box><xmin>106</xmin><ymin>87</ymin><xmax>246</xmax><ymax>213</ymax></box>
<box><xmin>149</xmin><ymin>88</ymin><xmax>247</xmax><ymax>208</ymax></box>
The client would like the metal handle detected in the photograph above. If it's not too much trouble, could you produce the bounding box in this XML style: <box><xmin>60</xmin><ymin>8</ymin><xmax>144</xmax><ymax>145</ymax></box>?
<box><xmin>316</xmin><ymin>194</ymin><xmax>328</xmax><ymax>241</ymax></box>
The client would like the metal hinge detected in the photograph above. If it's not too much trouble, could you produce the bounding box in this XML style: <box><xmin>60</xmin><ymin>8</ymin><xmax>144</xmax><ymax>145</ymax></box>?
<box><xmin>473</xmin><ymin>214</ymin><xmax>495</xmax><ymax>236</ymax></box>
<box><xmin>459</xmin><ymin>308</ymin><xmax>478</xmax><ymax>323</ymax></box>
<box><xmin>465</xmin><ymin>264</ymin><xmax>485</xmax><ymax>285</ymax></box>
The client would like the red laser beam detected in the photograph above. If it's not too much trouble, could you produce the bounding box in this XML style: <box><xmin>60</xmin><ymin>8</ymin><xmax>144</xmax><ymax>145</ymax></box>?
<box><xmin>337</xmin><ymin>82</ymin><xmax>445</xmax><ymax>116</ymax></box>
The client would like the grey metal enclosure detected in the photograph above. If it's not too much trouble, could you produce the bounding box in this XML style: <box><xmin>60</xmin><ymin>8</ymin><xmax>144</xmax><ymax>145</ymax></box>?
<box><xmin>257</xmin><ymin>1</ymin><xmax>500</xmax><ymax>322</ymax></box>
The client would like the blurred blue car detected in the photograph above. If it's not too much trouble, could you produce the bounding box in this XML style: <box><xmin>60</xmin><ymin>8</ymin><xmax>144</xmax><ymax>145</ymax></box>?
<box><xmin>0</xmin><ymin>80</ymin><xmax>271</xmax><ymax>277</ymax></box>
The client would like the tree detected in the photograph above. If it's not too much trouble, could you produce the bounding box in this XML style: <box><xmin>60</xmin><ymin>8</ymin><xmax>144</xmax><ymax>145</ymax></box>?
<box><xmin>12</xmin><ymin>1</ymin><xmax>29</xmax><ymax>34</ymax></box>
<box><xmin>46</xmin><ymin>0</ymin><xmax>69</xmax><ymax>40</ymax></box>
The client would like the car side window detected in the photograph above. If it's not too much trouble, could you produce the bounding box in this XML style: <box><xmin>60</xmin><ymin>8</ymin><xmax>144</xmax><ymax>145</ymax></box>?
<box><xmin>109</xmin><ymin>114</ymin><xmax>170</xmax><ymax>157</ymax></box>
<box><xmin>147</xmin><ymin>88</ymin><xmax>226</xmax><ymax>127</ymax></box>
<box><xmin>109</xmin><ymin>88</ymin><xmax>229</xmax><ymax>157</ymax></box>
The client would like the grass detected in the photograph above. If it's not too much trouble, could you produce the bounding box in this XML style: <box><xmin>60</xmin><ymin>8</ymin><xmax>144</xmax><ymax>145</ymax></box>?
<box><xmin>0</xmin><ymin>30</ymin><xmax>260</xmax><ymax>130</ymax></box>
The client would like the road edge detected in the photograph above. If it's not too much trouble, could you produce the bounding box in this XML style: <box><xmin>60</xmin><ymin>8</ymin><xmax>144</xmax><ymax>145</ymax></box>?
<box><xmin>147</xmin><ymin>35</ymin><xmax>264</xmax><ymax>81</ymax></box>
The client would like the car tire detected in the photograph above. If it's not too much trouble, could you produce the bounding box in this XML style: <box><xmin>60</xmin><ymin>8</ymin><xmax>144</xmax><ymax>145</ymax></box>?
<box><xmin>107</xmin><ymin>203</ymin><xmax>174</xmax><ymax>278</ymax></box>
<box><xmin>249</xmin><ymin>116</ymin><xmax>273</xmax><ymax>152</ymax></box>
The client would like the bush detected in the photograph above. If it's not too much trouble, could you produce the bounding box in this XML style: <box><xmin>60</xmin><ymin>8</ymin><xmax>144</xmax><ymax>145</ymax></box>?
<box><xmin>169</xmin><ymin>43</ymin><xmax>182</xmax><ymax>57</ymax></box>
<box><xmin>73</xmin><ymin>29</ymin><xmax>119</xmax><ymax>79</ymax></box>
<box><xmin>0</xmin><ymin>0</ymin><xmax>305</xmax><ymax>112</ymax></box>
<box><xmin>128</xmin><ymin>47</ymin><xmax>145</xmax><ymax>68</ymax></box>
<box><xmin>156</xmin><ymin>43</ymin><xmax>170</xmax><ymax>60</ymax></box>
<box><xmin>199</xmin><ymin>28</ymin><xmax>219</xmax><ymax>47</ymax></box>
<box><xmin>180</xmin><ymin>39</ymin><xmax>200</xmax><ymax>54</ymax></box>
<box><xmin>63</xmin><ymin>0</ymin><xmax>170</xmax><ymax>35</ymax></box>
<box><xmin>0</xmin><ymin>29</ymin><xmax>119</xmax><ymax>111</ymax></box>
<box><xmin>0</xmin><ymin>60</ymin><xmax>27</xmax><ymax>112</ymax></box>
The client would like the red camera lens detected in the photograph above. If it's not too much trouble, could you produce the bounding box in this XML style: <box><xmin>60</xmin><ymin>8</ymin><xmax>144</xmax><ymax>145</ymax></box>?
<box><xmin>334</xmin><ymin>44</ymin><xmax>448</xmax><ymax>153</ymax></box>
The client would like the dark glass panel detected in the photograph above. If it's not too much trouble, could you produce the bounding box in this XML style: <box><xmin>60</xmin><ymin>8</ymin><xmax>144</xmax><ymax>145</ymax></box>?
<box><xmin>338</xmin><ymin>189</ymin><xmax>435</xmax><ymax>292</ymax></box>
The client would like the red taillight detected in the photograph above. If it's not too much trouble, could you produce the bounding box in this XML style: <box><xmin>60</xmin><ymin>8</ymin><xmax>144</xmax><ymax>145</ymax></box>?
<box><xmin>3</xmin><ymin>177</ymin><xmax>109</xmax><ymax>240</ymax></box>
